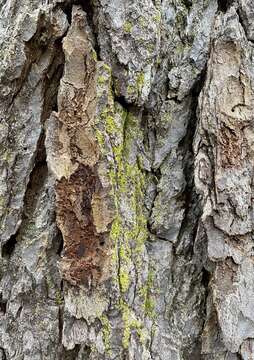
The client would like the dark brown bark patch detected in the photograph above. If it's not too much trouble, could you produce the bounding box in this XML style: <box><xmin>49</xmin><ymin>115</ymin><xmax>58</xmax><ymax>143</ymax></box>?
<box><xmin>56</xmin><ymin>164</ymin><xmax>109</xmax><ymax>286</ymax></box>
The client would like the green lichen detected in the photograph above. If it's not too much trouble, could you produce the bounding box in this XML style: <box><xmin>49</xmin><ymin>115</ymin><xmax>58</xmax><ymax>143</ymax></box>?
<box><xmin>46</xmin><ymin>275</ymin><xmax>54</xmax><ymax>289</ymax></box>
<box><xmin>2</xmin><ymin>150</ymin><xmax>13</xmax><ymax>163</ymax></box>
<box><xmin>156</xmin><ymin>57</ymin><xmax>161</xmax><ymax>66</ymax></box>
<box><xmin>118</xmin><ymin>113</ymin><xmax>148</xmax><ymax>258</ymax></box>
<box><xmin>119</xmin><ymin>300</ymin><xmax>145</xmax><ymax>349</ymax></box>
<box><xmin>94</xmin><ymin>61</ymin><xmax>150</xmax><ymax>351</ymax></box>
<box><xmin>101</xmin><ymin>315</ymin><xmax>112</xmax><ymax>354</ymax></box>
<box><xmin>127</xmin><ymin>84</ymin><xmax>136</xmax><ymax>96</ymax></box>
<box><xmin>97</xmin><ymin>75</ymin><xmax>107</xmax><ymax>85</ymax></box>
<box><xmin>119</xmin><ymin>268</ymin><xmax>130</xmax><ymax>293</ymax></box>
<box><xmin>127</xmin><ymin>73</ymin><xmax>145</xmax><ymax>98</ymax></box>
<box><xmin>55</xmin><ymin>290</ymin><xmax>63</xmax><ymax>305</ymax></box>
<box><xmin>95</xmin><ymin>129</ymin><xmax>105</xmax><ymax>149</ymax></box>
<box><xmin>152</xmin><ymin>12</ymin><xmax>161</xmax><ymax>23</ymax></box>
<box><xmin>160</xmin><ymin>112</ymin><xmax>173</xmax><ymax>129</ymax></box>
<box><xmin>119</xmin><ymin>240</ymin><xmax>132</xmax><ymax>293</ymax></box>
<box><xmin>92</xmin><ymin>49</ymin><xmax>98</xmax><ymax>61</ymax></box>
<box><xmin>110</xmin><ymin>216</ymin><xmax>121</xmax><ymax>243</ymax></box>
<box><xmin>105</xmin><ymin>115</ymin><xmax>117</xmax><ymax>135</ymax></box>
<box><xmin>154</xmin><ymin>0</ymin><xmax>161</xmax><ymax>8</ymax></box>
<box><xmin>123</xmin><ymin>21</ymin><xmax>133</xmax><ymax>33</ymax></box>
<box><xmin>146</xmin><ymin>42</ymin><xmax>155</xmax><ymax>53</ymax></box>
<box><xmin>144</xmin><ymin>297</ymin><xmax>155</xmax><ymax>317</ymax></box>
<box><xmin>107</xmin><ymin>110</ymin><xmax>148</xmax><ymax>294</ymax></box>
<box><xmin>138</xmin><ymin>16</ymin><xmax>146</xmax><ymax>28</ymax></box>
<box><xmin>121</xmin><ymin>304</ymin><xmax>131</xmax><ymax>349</ymax></box>
<box><xmin>139</xmin><ymin>270</ymin><xmax>156</xmax><ymax>319</ymax></box>
<box><xmin>102</xmin><ymin>63</ymin><xmax>111</xmax><ymax>75</ymax></box>
<box><xmin>137</xmin><ymin>72</ymin><xmax>145</xmax><ymax>95</ymax></box>
<box><xmin>0</xmin><ymin>197</ymin><xmax>6</xmax><ymax>214</ymax></box>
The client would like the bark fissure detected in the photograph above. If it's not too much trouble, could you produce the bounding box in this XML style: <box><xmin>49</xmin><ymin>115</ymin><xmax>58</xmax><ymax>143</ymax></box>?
<box><xmin>1</xmin><ymin>234</ymin><xmax>17</xmax><ymax>258</ymax></box>
<box><xmin>217</xmin><ymin>0</ymin><xmax>233</xmax><ymax>13</ymax></box>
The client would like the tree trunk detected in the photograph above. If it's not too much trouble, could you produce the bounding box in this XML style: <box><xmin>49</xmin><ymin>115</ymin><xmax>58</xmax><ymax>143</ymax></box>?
<box><xmin>0</xmin><ymin>0</ymin><xmax>253</xmax><ymax>359</ymax></box>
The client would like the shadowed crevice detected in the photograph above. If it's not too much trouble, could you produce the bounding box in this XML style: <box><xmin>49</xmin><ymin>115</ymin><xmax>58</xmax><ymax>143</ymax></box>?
<box><xmin>62</xmin><ymin>344</ymin><xmax>91</xmax><ymax>359</ymax></box>
<box><xmin>60</xmin><ymin>0</ymin><xmax>102</xmax><ymax>65</ymax></box>
<box><xmin>1</xmin><ymin>234</ymin><xmax>17</xmax><ymax>258</ymax></box>
<box><xmin>0</xmin><ymin>294</ymin><xmax>7</xmax><ymax>314</ymax></box>
<box><xmin>0</xmin><ymin>348</ymin><xmax>6</xmax><ymax>360</ymax></box>
<box><xmin>217</xmin><ymin>0</ymin><xmax>233</xmax><ymax>13</ymax></box>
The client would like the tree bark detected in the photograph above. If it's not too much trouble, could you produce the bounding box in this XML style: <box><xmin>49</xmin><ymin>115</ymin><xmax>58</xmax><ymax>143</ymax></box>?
<box><xmin>0</xmin><ymin>0</ymin><xmax>253</xmax><ymax>359</ymax></box>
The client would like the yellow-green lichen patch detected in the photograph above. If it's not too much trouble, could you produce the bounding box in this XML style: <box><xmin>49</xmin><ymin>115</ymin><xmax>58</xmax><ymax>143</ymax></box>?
<box><xmin>55</xmin><ymin>290</ymin><xmax>64</xmax><ymax>305</ymax></box>
<box><xmin>152</xmin><ymin>11</ymin><xmax>161</xmax><ymax>24</ymax></box>
<box><xmin>119</xmin><ymin>112</ymin><xmax>148</xmax><ymax>262</ymax></box>
<box><xmin>119</xmin><ymin>239</ymin><xmax>132</xmax><ymax>293</ymax></box>
<box><xmin>92</xmin><ymin>49</ymin><xmax>97</xmax><ymax>61</ymax></box>
<box><xmin>123</xmin><ymin>21</ymin><xmax>133</xmax><ymax>33</ymax></box>
<box><xmin>138</xmin><ymin>16</ymin><xmax>147</xmax><ymax>29</ymax></box>
<box><xmin>97</xmin><ymin>75</ymin><xmax>107</xmax><ymax>86</ymax></box>
<box><xmin>94</xmin><ymin>61</ymin><xmax>150</xmax><ymax>351</ymax></box>
<box><xmin>127</xmin><ymin>84</ymin><xmax>136</xmax><ymax>97</ymax></box>
<box><xmin>119</xmin><ymin>300</ymin><xmax>146</xmax><ymax>349</ymax></box>
<box><xmin>126</xmin><ymin>73</ymin><xmax>146</xmax><ymax>99</ymax></box>
<box><xmin>139</xmin><ymin>269</ymin><xmax>156</xmax><ymax>319</ymax></box>
<box><xmin>102</xmin><ymin>63</ymin><xmax>112</xmax><ymax>75</ymax></box>
<box><xmin>107</xmin><ymin>109</ymin><xmax>148</xmax><ymax>294</ymax></box>
<box><xmin>137</xmin><ymin>72</ymin><xmax>145</xmax><ymax>95</ymax></box>
<box><xmin>154</xmin><ymin>0</ymin><xmax>161</xmax><ymax>8</ymax></box>
<box><xmin>146</xmin><ymin>43</ymin><xmax>155</xmax><ymax>53</ymax></box>
<box><xmin>2</xmin><ymin>149</ymin><xmax>13</xmax><ymax>163</ymax></box>
<box><xmin>101</xmin><ymin>314</ymin><xmax>112</xmax><ymax>354</ymax></box>
<box><xmin>119</xmin><ymin>267</ymin><xmax>130</xmax><ymax>293</ymax></box>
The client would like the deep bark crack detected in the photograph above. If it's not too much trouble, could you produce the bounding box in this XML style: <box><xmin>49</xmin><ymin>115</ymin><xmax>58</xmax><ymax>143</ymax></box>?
<box><xmin>217</xmin><ymin>0</ymin><xmax>233</xmax><ymax>13</ymax></box>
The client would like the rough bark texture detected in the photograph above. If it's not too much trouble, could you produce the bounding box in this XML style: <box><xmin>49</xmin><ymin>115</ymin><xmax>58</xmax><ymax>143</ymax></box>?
<box><xmin>0</xmin><ymin>0</ymin><xmax>253</xmax><ymax>359</ymax></box>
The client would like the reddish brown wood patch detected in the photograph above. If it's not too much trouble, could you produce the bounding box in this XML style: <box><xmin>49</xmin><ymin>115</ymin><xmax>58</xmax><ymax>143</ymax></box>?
<box><xmin>56</xmin><ymin>164</ymin><xmax>109</xmax><ymax>286</ymax></box>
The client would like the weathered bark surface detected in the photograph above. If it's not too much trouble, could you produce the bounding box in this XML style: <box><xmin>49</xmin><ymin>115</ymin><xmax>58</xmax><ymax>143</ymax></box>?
<box><xmin>0</xmin><ymin>0</ymin><xmax>253</xmax><ymax>359</ymax></box>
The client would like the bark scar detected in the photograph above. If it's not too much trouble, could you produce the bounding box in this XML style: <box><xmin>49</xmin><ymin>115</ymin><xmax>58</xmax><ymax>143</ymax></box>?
<box><xmin>46</xmin><ymin>6</ymin><xmax>114</xmax><ymax>287</ymax></box>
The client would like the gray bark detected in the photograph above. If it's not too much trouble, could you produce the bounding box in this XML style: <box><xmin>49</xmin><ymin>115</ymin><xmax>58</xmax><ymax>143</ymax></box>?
<box><xmin>0</xmin><ymin>0</ymin><xmax>253</xmax><ymax>359</ymax></box>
